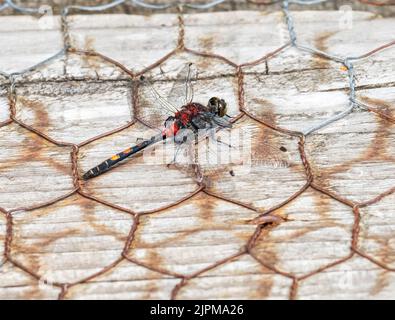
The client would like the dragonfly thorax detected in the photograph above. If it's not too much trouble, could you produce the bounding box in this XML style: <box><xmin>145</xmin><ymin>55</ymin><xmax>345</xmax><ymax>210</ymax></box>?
<box><xmin>176</xmin><ymin>103</ymin><xmax>206</xmax><ymax>126</ymax></box>
<box><xmin>161</xmin><ymin>103</ymin><xmax>208</xmax><ymax>139</ymax></box>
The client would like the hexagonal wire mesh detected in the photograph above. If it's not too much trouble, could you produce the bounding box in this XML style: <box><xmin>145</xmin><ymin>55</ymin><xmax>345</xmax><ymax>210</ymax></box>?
<box><xmin>0</xmin><ymin>0</ymin><xmax>394</xmax><ymax>299</ymax></box>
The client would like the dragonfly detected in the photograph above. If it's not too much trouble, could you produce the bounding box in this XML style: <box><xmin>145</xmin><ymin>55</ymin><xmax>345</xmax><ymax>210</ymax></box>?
<box><xmin>82</xmin><ymin>63</ymin><xmax>233</xmax><ymax>181</ymax></box>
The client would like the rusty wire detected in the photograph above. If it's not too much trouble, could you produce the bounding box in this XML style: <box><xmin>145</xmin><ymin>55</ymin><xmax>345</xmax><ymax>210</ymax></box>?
<box><xmin>0</xmin><ymin>0</ymin><xmax>394</xmax><ymax>300</ymax></box>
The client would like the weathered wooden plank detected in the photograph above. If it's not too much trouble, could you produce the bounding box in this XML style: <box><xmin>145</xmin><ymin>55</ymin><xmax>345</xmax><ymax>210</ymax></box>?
<box><xmin>15</xmin><ymin>81</ymin><xmax>133</xmax><ymax>144</ymax></box>
<box><xmin>175</xmin><ymin>255</ymin><xmax>293</xmax><ymax>300</ymax></box>
<box><xmin>10</xmin><ymin>194</ymin><xmax>134</xmax><ymax>284</ymax></box>
<box><xmin>266</xmin><ymin>11</ymin><xmax>395</xmax><ymax>89</ymax></box>
<box><xmin>0</xmin><ymin>10</ymin><xmax>394</xmax><ymax>300</ymax></box>
<box><xmin>0</xmin><ymin>123</ymin><xmax>74</xmax><ymax>211</ymax></box>
<box><xmin>0</xmin><ymin>263</ymin><xmax>61</xmax><ymax>299</ymax></box>
<box><xmin>251</xmin><ymin>188</ymin><xmax>354</xmax><ymax>276</ymax></box>
<box><xmin>357</xmin><ymin>87</ymin><xmax>395</xmax><ymax>116</ymax></box>
<box><xmin>67</xmin><ymin>13</ymin><xmax>180</xmax><ymax>79</ymax></box>
<box><xmin>1</xmin><ymin>9</ymin><xmax>391</xmax><ymax>88</ymax></box>
<box><xmin>243</xmin><ymin>70</ymin><xmax>351</xmax><ymax>132</ymax></box>
<box><xmin>0</xmin><ymin>214</ymin><xmax>5</xmax><ymax>266</ymax></box>
<box><xmin>66</xmin><ymin>260</ymin><xmax>180</xmax><ymax>300</ymax></box>
<box><xmin>297</xmin><ymin>256</ymin><xmax>395</xmax><ymax>299</ymax></box>
<box><xmin>305</xmin><ymin>111</ymin><xmax>395</xmax><ymax>203</ymax></box>
<box><xmin>0</xmin><ymin>88</ymin><xmax>9</xmax><ymax>123</ymax></box>
<box><xmin>184</xmin><ymin>11</ymin><xmax>285</xmax><ymax>65</ymax></box>
<box><xmin>0</xmin><ymin>16</ymin><xmax>63</xmax><ymax>76</ymax></box>
<box><xmin>359</xmin><ymin>192</ymin><xmax>395</xmax><ymax>269</ymax></box>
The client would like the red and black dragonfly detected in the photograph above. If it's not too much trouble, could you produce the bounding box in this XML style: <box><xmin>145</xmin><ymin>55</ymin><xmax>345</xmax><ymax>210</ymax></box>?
<box><xmin>82</xmin><ymin>63</ymin><xmax>233</xmax><ymax>180</ymax></box>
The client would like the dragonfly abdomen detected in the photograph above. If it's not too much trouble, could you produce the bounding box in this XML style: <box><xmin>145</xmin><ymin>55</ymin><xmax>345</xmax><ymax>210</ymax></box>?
<box><xmin>82</xmin><ymin>135</ymin><xmax>161</xmax><ymax>180</ymax></box>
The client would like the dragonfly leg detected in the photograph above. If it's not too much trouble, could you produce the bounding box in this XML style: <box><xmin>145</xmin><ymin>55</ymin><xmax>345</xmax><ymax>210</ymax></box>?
<box><xmin>173</xmin><ymin>127</ymin><xmax>195</xmax><ymax>144</ymax></box>
<box><xmin>168</xmin><ymin>143</ymin><xmax>184</xmax><ymax>167</ymax></box>
<box><xmin>168</xmin><ymin>128</ymin><xmax>196</xmax><ymax>166</ymax></box>
<box><xmin>215</xmin><ymin>137</ymin><xmax>233</xmax><ymax>149</ymax></box>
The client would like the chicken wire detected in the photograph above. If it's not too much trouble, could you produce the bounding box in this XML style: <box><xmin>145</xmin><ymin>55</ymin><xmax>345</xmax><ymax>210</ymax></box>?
<box><xmin>0</xmin><ymin>0</ymin><xmax>394</xmax><ymax>300</ymax></box>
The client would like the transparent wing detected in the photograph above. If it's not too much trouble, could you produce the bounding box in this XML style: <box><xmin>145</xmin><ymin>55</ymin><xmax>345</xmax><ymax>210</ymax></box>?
<box><xmin>208</xmin><ymin>114</ymin><xmax>233</xmax><ymax>129</ymax></box>
<box><xmin>168</xmin><ymin>127</ymin><xmax>235</xmax><ymax>183</ymax></box>
<box><xmin>167</xmin><ymin>62</ymin><xmax>196</xmax><ymax>107</ymax></box>
<box><xmin>140</xmin><ymin>75</ymin><xmax>179</xmax><ymax>115</ymax></box>
<box><xmin>169</xmin><ymin>126</ymin><xmax>291</xmax><ymax>183</ymax></box>
<box><xmin>136</xmin><ymin>90</ymin><xmax>170</xmax><ymax>130</ymax></box>
<box><xmin>198</xmin><ymin>126</ymin><xmax>290</xmax><ymax>170</ymax></box>
<box><xmin>136</xmin><ymin>75</ymin><xmax>179</xmax><ymax>130</ymax></box>
<box><xmin>189</xmin><ymin>112</ymin><xmax>233</xmax><ymax>131</ymax></box>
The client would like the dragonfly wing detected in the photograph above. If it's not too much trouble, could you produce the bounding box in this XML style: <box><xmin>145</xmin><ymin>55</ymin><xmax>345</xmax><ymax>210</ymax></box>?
<box><xmin>195</xmin><ymin>112</ymin><xmax>233</xmax><ymax>129</ymax></box>
<box><xmin>167</xmin><ymin>63</ymin><xmax>197</xmax><ymax>107</ymax></box>
<box><xmin>191</xmin><ymin>114</ymin><xmax>211</xmax><ymax>130</ymax></box>
<box><xmin>139</xmin><ymin>76</ymin><xmax>179</xmax><ymax>115</ymax></box>
<box><xmin>137</xmin><ymin>77</ymin><xmax>178</xmax><ymax>129</ymax></box>
<box><xmin>210</xmin><ymin>115</ymin><xmax>233</xmax><ymax>128</ymax></box>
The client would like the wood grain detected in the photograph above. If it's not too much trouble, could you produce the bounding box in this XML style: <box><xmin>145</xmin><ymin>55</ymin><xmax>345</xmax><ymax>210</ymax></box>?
<box><xmin>0</xmin><ymin>9</ymin><xmax>394</xmax><ymax>300</ymax></box>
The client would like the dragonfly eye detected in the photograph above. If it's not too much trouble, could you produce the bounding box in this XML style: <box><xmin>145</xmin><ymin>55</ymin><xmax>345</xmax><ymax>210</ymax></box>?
<box><xmin>219</xmin><ymin>99</ymin><xmax>227</xmax><ymax>117</ymax></box>
<box><xmin>208</xmin><ymin>97</ymin><xmax>227</xmax><ymax>117</ymax></box>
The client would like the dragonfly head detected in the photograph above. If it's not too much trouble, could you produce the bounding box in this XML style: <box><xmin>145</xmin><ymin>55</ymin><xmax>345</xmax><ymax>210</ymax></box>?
<box><xmin>208</xmin><ymin>97</ymin><xmax>227</xmax><ymax>117</ymax></box>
